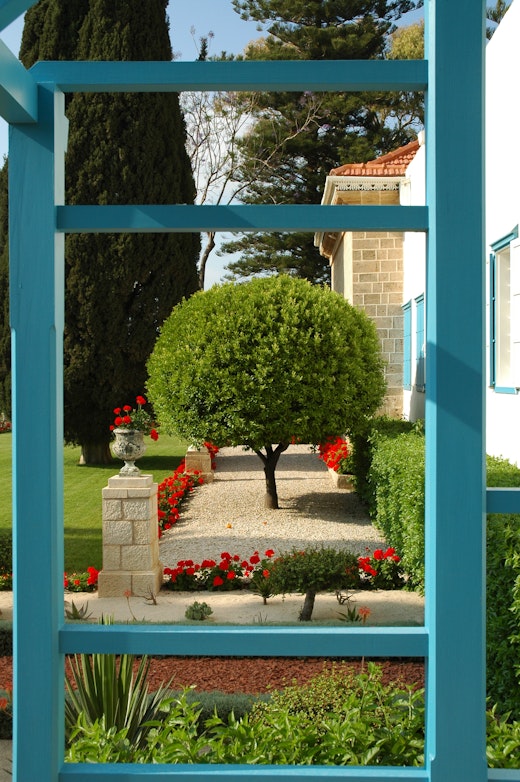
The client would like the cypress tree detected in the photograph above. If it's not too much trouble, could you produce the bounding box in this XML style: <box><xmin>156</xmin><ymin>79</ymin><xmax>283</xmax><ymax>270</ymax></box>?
<box><xmin>18</xmin><ymin>0</ymin><xmax>199</xmax><ymax>463</ymax></box>
<box><xmin>0</xmin><ymin>160</ymin><xmax>9</xmax><ymax>420</ymax></box>
<box><xmin>222</xmin><ymin>0</ymin><xmax>421</xmax><ymax>283</ymax></box>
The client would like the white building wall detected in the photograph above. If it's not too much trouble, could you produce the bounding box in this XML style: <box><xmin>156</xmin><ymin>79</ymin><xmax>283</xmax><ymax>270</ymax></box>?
<box><xmin>401</xmin><ymin>136</ymin><xmax>427</xmax><ymax>421</ymax></box>
<box><xmin>485</xmin><ymin>0</ymin><xmax>520</xmax><ymax>466</ymax></box>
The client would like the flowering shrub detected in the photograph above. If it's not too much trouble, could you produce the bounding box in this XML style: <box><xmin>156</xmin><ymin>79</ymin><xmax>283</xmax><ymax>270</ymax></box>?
<box><xmin>0</xmin><ymin>421</ymin><xmax>11</xmax><ymax>434</ymax></box>
<box><xmin>64</xmin><ymin>566</ymin><xmax>99</xmax><ymax>592</ymax></box>
<box><xmin>358</xmin><ymin>547</ymin><xmax>404</xmax><ymax>590</ymax></box>
<box><xmin>110</xmin><ymin>395</ymin><xmax>158</xmax><ymax>440</ymax></box>
<box><xmin>204</xmin><ymin>441</ymin><xmax>219</xmax><ymax>470</ymax></box>
<box><xmin>163</xmin><ymin>549</ymin><xmax>276</xmax><ymax>592</ymax></box>
<box><xmin>0</xmin><ymin>573</ymin><xmax>11</xmax><ymax>590</ymax></box>
<box><xmin>157</xmin><ymin>462</ymin><xmax>204</xmax><ymax>536</ymax></box>
<box><xmin>318</xmin><ymin>436</ymin><xmax>352</xmax><ymax>474</ymax></box>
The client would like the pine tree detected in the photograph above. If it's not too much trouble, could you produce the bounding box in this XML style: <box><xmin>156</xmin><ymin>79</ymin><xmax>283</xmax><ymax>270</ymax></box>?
<box><xmin>487</xmin><ymin>0</ymin><xmax>511</xmax><ymax>39</ymax></box>
<box><xmin>17</xmin><ymin>0</ymin><xmax>200</xmax><ymax>463</ymax></box>
<box><xmin>221</xmin><ymin>0</ymin><xmax>421</xmax><ymax>283</ymax></box>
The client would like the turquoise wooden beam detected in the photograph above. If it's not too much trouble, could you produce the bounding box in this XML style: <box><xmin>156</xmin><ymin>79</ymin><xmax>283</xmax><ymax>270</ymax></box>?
<box><xmin>56</xmin><ymin>204</ymin><xmax>428</xmax><ymax>234</ymax></box>
<box><xmin>60</xmin><ymin>766</ymin><xmax>430</xmax><ymax>781</ymax></box>
<box><xmin>10</xmin><ymin>86</ymin><xmax>67</xmax><ymax>781</ymax></box>
<box><xmin>0</xmin><ymin>0</ymin><xmax>37</xmax><ymax>31</ymax></box>
<box><xmin>32</xmin><ymin>58</ymin><xmax>428</xmax><ymax>93</ymax></box>
<box><xmin>486</xmin><ymin>487</ymin><xmax>520</xmax><ymax>513</ymax></box>
<box><xmin>60</xmin><ymin>624</ymin><xmax>428</xmax><ymax>658</ymax></box>
<box><xmin>0</xmin><ymin>38</ymin><xmax>36</xmax><ymax>122</ymax></box>
<box><xmin>424</xmin><ymin>1</ymin><xmax>486</xmax><ymax>781</ymax></box>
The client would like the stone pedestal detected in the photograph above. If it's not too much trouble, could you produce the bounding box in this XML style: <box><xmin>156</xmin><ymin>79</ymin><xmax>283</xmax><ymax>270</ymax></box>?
<box><xmin>184</xmin><ymin>445</ymin><xmax>214</xmax><ymax>482</ymax></box>
<box><xmin>98</xmin><ymin>474</ymin><xmax>163</xmax><ymax>597</ymax></box>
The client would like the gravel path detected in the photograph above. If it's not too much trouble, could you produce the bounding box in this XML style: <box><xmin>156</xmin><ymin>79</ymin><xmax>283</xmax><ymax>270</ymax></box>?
<box><xmin>159</xmin><ymin>444</ymin><xmax>386</xmax><ymax>567</ymax></box>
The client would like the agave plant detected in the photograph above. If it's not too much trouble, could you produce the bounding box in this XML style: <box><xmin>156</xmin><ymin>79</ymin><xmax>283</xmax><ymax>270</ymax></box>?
<box><xmin>65</xmin><ymin>616</ymin><xmax>172</xmax><ymax>746</ymax></box>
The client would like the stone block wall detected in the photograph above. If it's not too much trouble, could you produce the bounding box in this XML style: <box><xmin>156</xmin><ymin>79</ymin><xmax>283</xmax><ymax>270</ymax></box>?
<box><xmin>351</xmin><ymin>230</ymin><xmax>404</xmax><ymax>417</ymax></box>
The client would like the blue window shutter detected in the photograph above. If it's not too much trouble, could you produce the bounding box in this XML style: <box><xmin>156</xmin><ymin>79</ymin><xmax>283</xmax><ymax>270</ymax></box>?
<box><xmin>403</xmin><ymin>300</ymin><xmax>412</xmax><ymax>390</ymax></box>
<box><xmin>415</xmin><ymin>294</ymin><xmax>425</xmax><ymax>391</ymax></box>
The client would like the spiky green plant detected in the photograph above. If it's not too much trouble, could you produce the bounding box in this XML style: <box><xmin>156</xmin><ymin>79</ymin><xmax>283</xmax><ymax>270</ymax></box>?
<box><xmin>65</xmin><ymin>616</ymin><xmax>172</xmax><ymax>746</ymax></box>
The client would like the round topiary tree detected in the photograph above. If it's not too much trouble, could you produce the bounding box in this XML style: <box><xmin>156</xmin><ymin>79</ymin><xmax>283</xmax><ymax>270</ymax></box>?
<box><xmin>147</xmin><ymin>275</ymin><xmax>386</xmax><ymax>509</ymax></box>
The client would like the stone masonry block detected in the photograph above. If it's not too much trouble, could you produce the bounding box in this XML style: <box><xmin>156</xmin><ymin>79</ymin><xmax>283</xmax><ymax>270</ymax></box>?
<box><xmin>132</xmin><ymin>569</ymin><xmax>164</xmax><ymax>597</ymax></box>
<box><xmin>108</xmin><ymin>474</ymin><xmax>153</xmax><ymax>489</ymax></box>
<box><xmin>102</xmin><ymin>545</ymin><xmax>122</xmax><ymax>570</ymax></box>
<box><xmin>128</xmin><ymin>485</ymin><xmax>158</xmax><ymax>499</ymax></box>
<box><xmin>122</xmin><ymin>499</ymin><xmax>150</xmax><ymax>521</ymax></box>
<box><xmin>97</xmin><ymin>571</ymin><xmax>132</xmax><ymax>598</ymax></box>
<box><xmin>103</xmin><ymin>519</ymin><xmax>133</xmax><ymax>545</ymax></box>
<box><xmin>133</xmin><ymin>519</ymin><xmax>157</xmax><ymax>545</ymax></box>
<box><xmin>122</xmin><ymin>545</ymin><xmax>156</xmax><ymax>571</ymax></box>
<box><xmin>103</xmin><ymin>487</ymin><xmax>129</xmax><ymax>499</ymax></box>
<box><xmin>103</xmin><ymin>500</ymin><xmax>123</xmax><ymax>521</ymax></box>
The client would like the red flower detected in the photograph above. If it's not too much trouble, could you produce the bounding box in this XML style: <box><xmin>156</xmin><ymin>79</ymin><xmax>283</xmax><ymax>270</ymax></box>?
<box><xmin>226</xmin><ymin>571</ymin><xmax>236</xmax><ymax>580</ymax></box>
<box><xmin>113</xmin><ymin>407</ymin><xmax>121</xmax><ymax>414</ymax></box>
<box><xmin>213</xmin><ymin>576</ymin><xmax>224</xmax><ymax>587</ymax></box>
<box><xmin>123</xmin><ymin>405</ymin><xmax>132</xmax><ymax>412</ymax></box>
<box><xmin>114</xmin><ymin>416</ymin><xmax>123</xmax><ymax>426</ymax></box>
<box><xmin>262</xmin><ymin>569</ymin><xmax>270</xmax><ymax>578</ymax></box>
<box><xmin>373</xmin><ymin>549</ymin><xmax>384</xmax><ymax>560</ymax></box>
<box><xmin>150</xmin><ymin>429</ymin><xmax>159</xmax><ymax>441</ymax></box>
<box><xmin>136</xmin><ymin>395</ymin><xmax>146</xmax><ymax>406</ymax></box>
<box><xmin>265</xmin><ymin>549</ymin><xmax>275</xmax><ymax>558</ymax></box>
<box><xmin>250</xmin><ymin>553</ymin><xmax>260</xmax><ymax>565</ymax></box>
<box><xmin>219</xmin><ymin>560</ymin><xmax>230</xmax><ymax>571</ymax></box>
<box><xmin>220</xmin><ymin>552</ymin><xmax>231</xmax><ymax>560</ymax></box>
<box><xmin>122</xmin><ymin>415</ymin><xmax>132</xmax><ymax>425</ymax></box>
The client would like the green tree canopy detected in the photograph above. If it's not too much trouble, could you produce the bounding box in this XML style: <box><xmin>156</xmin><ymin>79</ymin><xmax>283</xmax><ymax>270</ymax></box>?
<box><xmin>15</xmin><ymin>0</ymin><xmax>200</xmax><ymax>463</ymax></box>
<box><xmin>147</xmin><ymin>275</ymin><xmax>386</xmax><ymax>508</ymax></box>
<box><xmin>220</xmin><ymin>0</ymin><xmax>422</xmax><ymax>284</ymax></box>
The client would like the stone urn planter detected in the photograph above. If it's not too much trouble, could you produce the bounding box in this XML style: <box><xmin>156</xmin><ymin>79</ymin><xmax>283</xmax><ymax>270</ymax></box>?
<box><xmin>111</xmin><ymin>428</ymin><xmax>146</xmax><ymax>475</ymax></box>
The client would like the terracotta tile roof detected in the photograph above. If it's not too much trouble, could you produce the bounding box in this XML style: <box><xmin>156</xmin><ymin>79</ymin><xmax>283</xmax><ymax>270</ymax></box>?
<box><xmin>329</xmin><ymin>138</ymin><xmax>420</xmax><ymax>178</ymax></box>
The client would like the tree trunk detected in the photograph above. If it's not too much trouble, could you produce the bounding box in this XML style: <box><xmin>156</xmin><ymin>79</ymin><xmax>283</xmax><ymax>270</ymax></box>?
<box><xmin>79</xmin><ymin>442</ymin><xmax>112</xmax><ymax>465</ymax></box>
<box><xmin>254</xmin><ymin>443</ymin><xmax>289</xmax><ymax>510</ymax></box>
<box><xmin>299</xmin><ymin>590</ymin><xmax>316</xmax><ymax>621</ymax></box>
<box><xmin>198</xmin><ymin>231</ymin><xmax>216</xmax><ymax>290</ymax></box>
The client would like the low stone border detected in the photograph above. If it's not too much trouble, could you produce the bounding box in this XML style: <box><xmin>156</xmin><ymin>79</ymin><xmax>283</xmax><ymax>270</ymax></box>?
<box><xmin>328</xmin><ymin>468</ymin><xmax>355</xmax><ymax>490</ymax></box>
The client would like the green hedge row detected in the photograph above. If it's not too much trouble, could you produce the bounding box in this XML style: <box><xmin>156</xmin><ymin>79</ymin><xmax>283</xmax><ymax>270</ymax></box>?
<box><xmin>364</xmin><ymin>420</ymin><xmax>520</xmax><ymax>718</ymax></box>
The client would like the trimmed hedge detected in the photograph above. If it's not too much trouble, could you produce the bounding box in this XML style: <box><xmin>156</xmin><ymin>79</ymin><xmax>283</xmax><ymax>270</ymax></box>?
<box><xmin>366</xmin><ymin>421</ymin><xmax>520</xmax><ymax>718</ymax></box>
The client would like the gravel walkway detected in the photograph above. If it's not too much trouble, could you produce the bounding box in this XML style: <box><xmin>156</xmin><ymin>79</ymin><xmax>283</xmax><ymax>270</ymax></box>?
<box><xmin>159</xmin><ymin>444</ymin><xmax>386</xmax><ymax>567</ymax></box>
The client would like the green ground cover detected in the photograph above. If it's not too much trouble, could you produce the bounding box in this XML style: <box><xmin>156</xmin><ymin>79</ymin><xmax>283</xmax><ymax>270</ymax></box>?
<box><xmin>0</xmin><ymin>433</ymin><xmax>186</xmax><ymax>571</ymax></box>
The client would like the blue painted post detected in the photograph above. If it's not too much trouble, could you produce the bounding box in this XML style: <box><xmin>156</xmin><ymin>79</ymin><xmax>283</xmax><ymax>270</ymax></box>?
<box><xmin>9</xmin><ymin>85</ymin><xmax>67</xmax><ymax>780</ymax></box>
<box><xmin>425</xmin><ymin>1</ymin><xmax>486</xmax><ymax>780</ymax></box>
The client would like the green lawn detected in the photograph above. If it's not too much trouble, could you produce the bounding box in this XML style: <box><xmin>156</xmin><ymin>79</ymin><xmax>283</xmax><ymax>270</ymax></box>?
<box><xmin>0</xmin><ymin>433</ymin><xmax>187</xmax><ymax>571</ymax></box>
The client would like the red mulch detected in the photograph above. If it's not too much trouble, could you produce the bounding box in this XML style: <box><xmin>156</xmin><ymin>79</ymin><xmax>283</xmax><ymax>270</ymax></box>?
<box><xmin>0</xmin><ymin>656</ymin><xmax>424</xmax><ymax>695</ymax></box>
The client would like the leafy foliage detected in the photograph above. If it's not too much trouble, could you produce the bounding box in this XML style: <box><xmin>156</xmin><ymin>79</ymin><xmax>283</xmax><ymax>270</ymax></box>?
<box><xmin>148</xmin><ymin>276</ymin><xmax>385</xmax><ymax>449</ymax></box>
<box><xmin>368</xmin><ymin>425</ymin><xmax>425</xmax><ymax>590</ymax></box>
<box><xmin>367</xmin><ymin>422</ymin><xmax>520</xmax><ymax>718</ymax></box>
<box><xmin>267</xmin><ymin>547</ymin><xmax>361</xmax><ymax>596</ymax></box>
<box><xmin>66</xmin><ymin>663</ymin><xmax>426</xmax><ymax>766</ymax></box>
<box><xmin>13</xmin><ymin>0</ymin><xmax>199</xmax><ymax>463</ymax></box>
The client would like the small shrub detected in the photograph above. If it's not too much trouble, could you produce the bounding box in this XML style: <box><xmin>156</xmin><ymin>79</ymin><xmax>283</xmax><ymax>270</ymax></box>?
<box><xmin>267</xmin><ymin>547</ymin><xmax>361</xmax><ymax>620</ymax></box>
<box><xmin>184</xmin><ymin>601</ymin><xmax>213</xmax><ymax>621</ymax></box>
